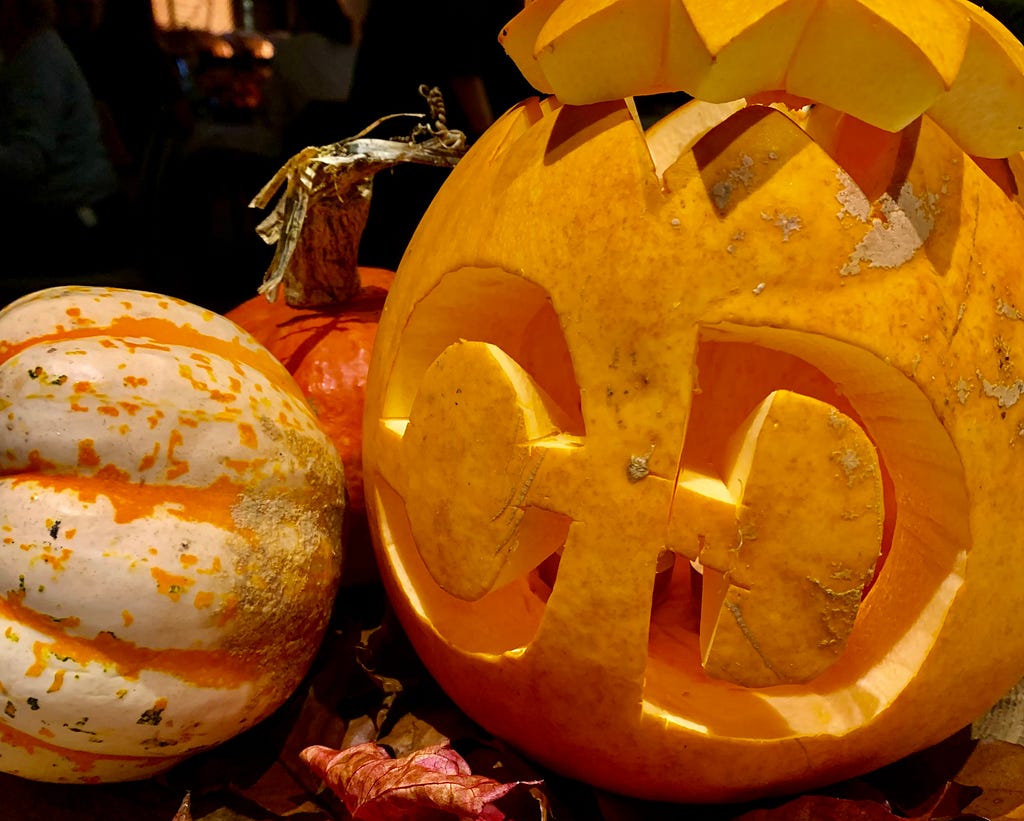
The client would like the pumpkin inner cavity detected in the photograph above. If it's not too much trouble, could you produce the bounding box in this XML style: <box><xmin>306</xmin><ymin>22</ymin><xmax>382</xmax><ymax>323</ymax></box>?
<box><xmin>653</xmin><ymin>339</ymin><xmax>892</xmax><ymax>688</ymax></box>
<box><xmin>641</xmin><ymin>325</ymin><xmax>967</xmax><ymax>737</ymax></box>
<box><xmin>372</xmin><ymin>267</ymin><xmax>582</xmax><ymax>651</ymax></box>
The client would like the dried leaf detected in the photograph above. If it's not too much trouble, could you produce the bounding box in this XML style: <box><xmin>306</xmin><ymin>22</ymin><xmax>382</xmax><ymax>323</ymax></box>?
<box><xmin>171</xmin><ymin>792</ymin><xmax>192</xmax><ymax>821</ymax></box>
<box><xmin>975</xmin><ymin>677</ymin><xmax>1024</xmax><ymax>746</ymax></box>
<box><xmin>956</xmin><ymin>738</ymin><xmax>1024</xmax><ymax>819</ymax></box>
<box><xmin>732</xmin><ymin>773</ymin><xmax>986</xmax><ymax>821</ymax></box>
<box><xmin>733</xmin><ymin>794</ymin><xmax>904</xmax><ymax>820</ymax></box>
<box><xmin>861</xmin><ymin>726</ymin><xmax>978</xmax><ymax>815</ymax></box>
<box><xmin>377</xmin><ymin>711</ymin><xmax>452</xmax><ymax>759</ymax></box>
<box><xmin>911</xmin><ymin>780</ymin><xmax>984</xmax><ymax>819</ymax></box>
<box><xmin>300</xmin><ymin>741</ymin><xmax>543</xmax><ymax>820</ymax></box>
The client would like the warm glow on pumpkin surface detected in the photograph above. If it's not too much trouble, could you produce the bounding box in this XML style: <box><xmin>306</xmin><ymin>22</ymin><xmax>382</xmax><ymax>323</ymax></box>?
<box><xmin>361</xmin><ymin>87</ymin><xmax>1024</xmax><ymax>801</ymax></box>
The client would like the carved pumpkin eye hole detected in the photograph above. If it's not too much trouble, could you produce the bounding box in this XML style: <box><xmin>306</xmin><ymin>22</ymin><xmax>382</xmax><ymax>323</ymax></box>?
<box><xmin>649</xmin><ymin>336</ymin><xmax>897</xmax><ymax>690</ymax></box>
<box><xmin>373</xmin><ymin>267</ymin><xmax>582</xmax><ymax>653</ymax></box>
<box><xmin>681</xmin><ymin>338</ymin><xmax>897</xmax><ymax>586</ymax></box>
<box><xmin>380</xmin><ymin>267</ymin><xmax>583</xmax><ymax>433</ymax></box>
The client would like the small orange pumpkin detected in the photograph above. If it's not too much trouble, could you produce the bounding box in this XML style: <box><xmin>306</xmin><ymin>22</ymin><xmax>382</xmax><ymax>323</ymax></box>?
<box><xmin>226</xmin><ymin>267</ymin><xmax>393</xmax><ymax>561</ymax></box>
<box><xmin>0</xmin><ymin>286</ymin><xmax>345</xmax><ymax>782</ymax></box>
<box><xmin>229</xmin><ymin>110</ymin><xmax>463</xmax><ymax>574</ymax></box>
<box><xmin>361</xmin><ymin>0</ymin><xmax>1024</xmax><ymax>803</ymax></box>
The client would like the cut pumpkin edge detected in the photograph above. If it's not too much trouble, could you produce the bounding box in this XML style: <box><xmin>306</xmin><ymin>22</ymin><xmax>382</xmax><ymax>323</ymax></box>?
<box><xmin>499</xmin><ymin>0</ymin><xmax>1024</xmax><ymax>158</ymax></box>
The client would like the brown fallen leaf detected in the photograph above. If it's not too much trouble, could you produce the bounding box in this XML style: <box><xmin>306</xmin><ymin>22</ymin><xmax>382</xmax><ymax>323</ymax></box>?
<box><xmin>730</xmin><ymin>778</ymin><xmax>985</xmax><ymax>821</ymax></box>
<box><xmin>301</xmin><ymin>741</ymin><xmax>544</xmax><ymax>820</ymax></box>
<box><xmin>957</xmin><ymin>738</ymin><xmax>1024</xmax><ymax>819</ymax></box>
<box><xmin>732</xmin><ymin>795</ymin><xmax>904</xmax><ymax>821</ymax></box>
<box><xmin>171</xmin><ymin>792</ymin><xmax>191</xmax><ymax>821</ymax></box>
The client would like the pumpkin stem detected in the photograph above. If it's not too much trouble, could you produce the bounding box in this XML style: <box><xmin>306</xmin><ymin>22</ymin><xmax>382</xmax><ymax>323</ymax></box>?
<box><xmin>250</xmin><ymin>86</ymin><xmax>468</xmax><ymax>308</ymax></box>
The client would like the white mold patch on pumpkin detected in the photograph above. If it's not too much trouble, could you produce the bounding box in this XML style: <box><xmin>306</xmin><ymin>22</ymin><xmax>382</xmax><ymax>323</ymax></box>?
<box><xmin>835</xmin><ymin>171</ymin><xmax>939</xmax><ymax>277</ymax></box>
<box><xmin>997</xmin><ymin>299</ymin><xmax>1024</xmax><ymax>321</ymax></box>
<box><xmin>710</xmin><ymin>154</ymin><xmax>756</xmax><ymax>211</ymax></box>
<box><xmin>955</xmin><ymin>377</ymin><xmax>973</xmax><ymax>405</ymax></box>
<box><xmin>835</xmin><ymin>170</ymin><xmax>872</xmax><ymax>222</ymax></box>
<box><xmin>761</xmin><ymin>210</ymin><xmax>802</xmax><ymax>241</ymax></box>
<box><xmin>977</xmin><ymin>368</ymin><xmax>1024</xmax><ymax>409</ymax></box>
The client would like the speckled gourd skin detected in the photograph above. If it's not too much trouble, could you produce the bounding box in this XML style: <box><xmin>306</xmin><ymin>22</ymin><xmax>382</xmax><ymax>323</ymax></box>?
<box><xmin>0</xmin><ymin>286</ymin><xmax>345</xmax><ymax>783</ymax></box>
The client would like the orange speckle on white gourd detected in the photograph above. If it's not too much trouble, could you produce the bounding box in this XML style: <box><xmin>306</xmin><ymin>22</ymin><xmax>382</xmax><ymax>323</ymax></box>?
<box><xmin>38</xmin><ymin>547</ymin><xmax>73</xmax><ymax>574</ymax></box>
<box><xmin>238</xmin><ymin>422</ymin><xmax>257</xmax><ymax>449</ymax></box>
<box><xmin>151</xmin><ymin>567</ymin><xmax>193</xmax><ymax>602</ymax></box>
<box><xmin>47</xmin><ymin>670</ymin><xmax>65</xmax><ymax>693</ymax></box>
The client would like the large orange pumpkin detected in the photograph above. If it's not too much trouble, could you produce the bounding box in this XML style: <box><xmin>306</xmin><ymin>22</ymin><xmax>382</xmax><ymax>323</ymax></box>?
<box><xmin>226</xmin><ymin>267</ymin><xmax>393</xmax><ymax>568</ymax></box>
<box><xmin>0</xmin><ymin>286</ymin><xmax>345</xmax><ymax>782</ymax></box>
<box><xmin>361</xmin><ymin>0</ymin><xmax>1024</xmax><ymax>803</ymax></box>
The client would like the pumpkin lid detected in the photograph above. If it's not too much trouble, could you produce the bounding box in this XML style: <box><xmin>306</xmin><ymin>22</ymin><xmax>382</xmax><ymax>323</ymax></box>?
<box><xmin>499</xmin><ymin>0</ymin><xmax>1024</xmax><ymax>158</ymax></box>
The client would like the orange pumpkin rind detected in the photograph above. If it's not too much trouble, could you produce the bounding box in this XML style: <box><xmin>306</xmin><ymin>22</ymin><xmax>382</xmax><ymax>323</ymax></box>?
<box><xmin>363</xmin><ymin>86</ymin><xmax>1024</xmax><ymax>801</ymax></box>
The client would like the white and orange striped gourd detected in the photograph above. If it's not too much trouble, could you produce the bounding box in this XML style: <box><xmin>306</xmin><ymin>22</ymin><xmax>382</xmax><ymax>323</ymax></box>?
<box><xmin>0</xmin><ymin>286</ymin><xmax>345</xmax><ymax>782</ymax></box>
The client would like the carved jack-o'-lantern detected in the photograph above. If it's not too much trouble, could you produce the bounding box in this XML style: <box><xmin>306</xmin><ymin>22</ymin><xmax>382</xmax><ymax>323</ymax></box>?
<box><xmin>362</xmin><ymin>0</ymin><xmax>1024</xmax><ymax>802</ymax></box>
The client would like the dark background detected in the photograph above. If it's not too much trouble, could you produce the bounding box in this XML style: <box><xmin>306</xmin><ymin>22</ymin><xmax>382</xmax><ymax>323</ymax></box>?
<box><xmin>2</xmin><ymin>0</ymin><xmax>1023</xmax><ymax>314</ymax></box>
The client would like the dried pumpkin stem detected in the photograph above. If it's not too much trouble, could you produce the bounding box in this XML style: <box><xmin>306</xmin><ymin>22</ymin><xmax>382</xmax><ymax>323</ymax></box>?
<box><xmin>250</xmin><ymin>85</ymin><xmax>468</xmax><ymax>308</ymax></box>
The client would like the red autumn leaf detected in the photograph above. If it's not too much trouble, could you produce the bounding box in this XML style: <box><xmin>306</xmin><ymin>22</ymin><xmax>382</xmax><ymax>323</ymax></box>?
<box><xmin>301</xmin><ymin>741</ymin><xmax>543</xmax><ymax>820</ymax></box>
